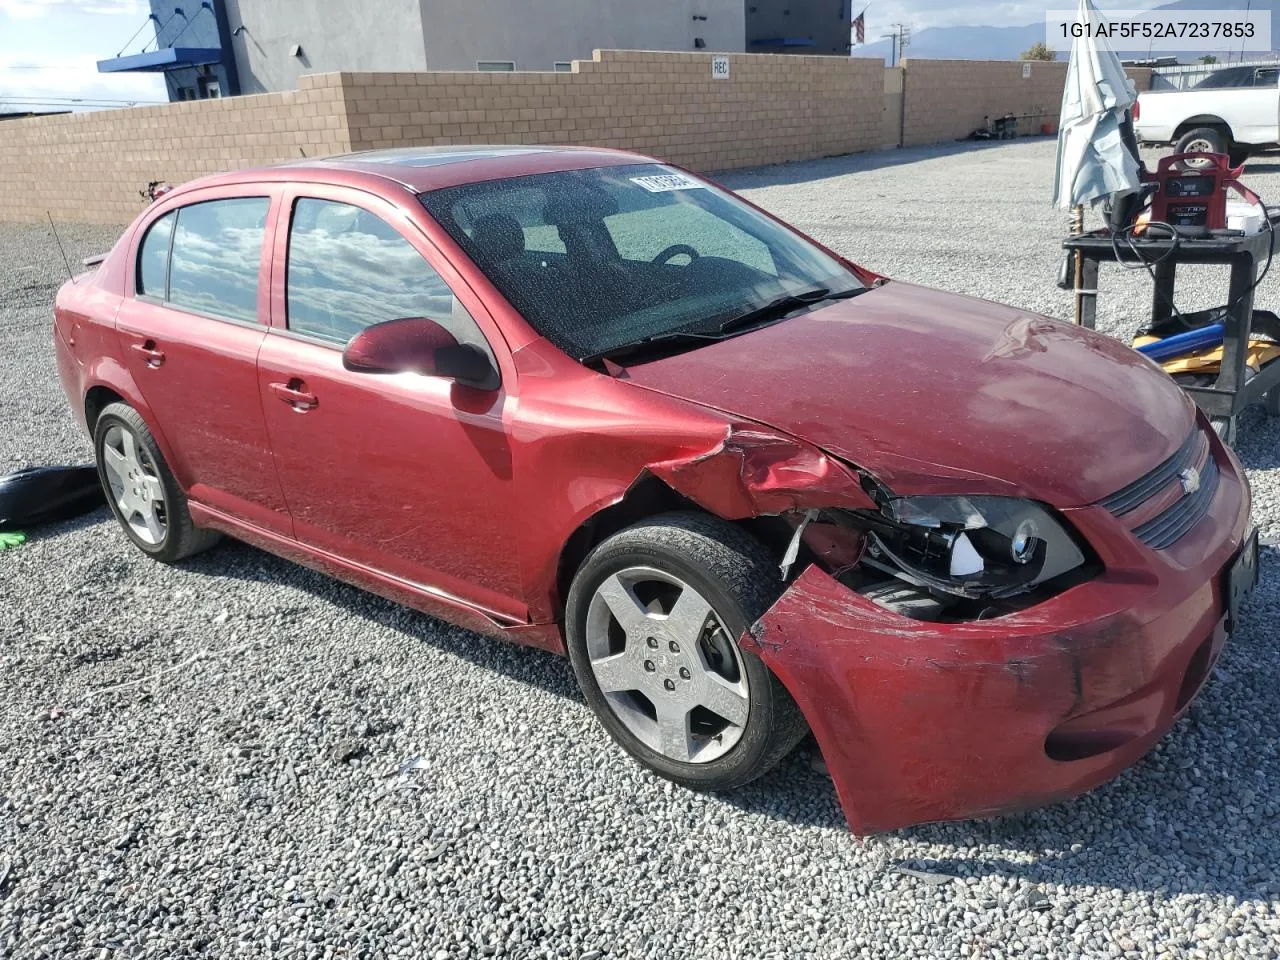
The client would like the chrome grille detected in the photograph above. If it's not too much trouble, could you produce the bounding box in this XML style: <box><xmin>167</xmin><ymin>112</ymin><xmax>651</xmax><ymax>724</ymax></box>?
<box><xmin>1095</xmin><ymin>427</ymin><xmax>1218</xmax><ymax>550</ymax></box>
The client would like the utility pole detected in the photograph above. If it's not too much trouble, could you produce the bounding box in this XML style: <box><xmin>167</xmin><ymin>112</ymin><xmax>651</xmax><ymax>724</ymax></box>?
<box><xmin>891</xmin><ymin>23</ymin><xmax>910</xmax><ymax>67</ymax></box>
<box><xmin>881</xmin><ymin>23</ymin><xmax>910</xmax><ymax>67</ymax></box>
<box><xmin>1239</xmin><ymin>0</ymin><xmax>1252</xmax><ymax>63</ymax></box>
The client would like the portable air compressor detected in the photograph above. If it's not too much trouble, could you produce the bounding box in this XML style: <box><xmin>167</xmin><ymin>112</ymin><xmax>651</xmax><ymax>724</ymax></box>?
<box><xmin>1142</xmin><ymin>153</ymin><xmax>1254</xmax><ymax>236</ymax></box>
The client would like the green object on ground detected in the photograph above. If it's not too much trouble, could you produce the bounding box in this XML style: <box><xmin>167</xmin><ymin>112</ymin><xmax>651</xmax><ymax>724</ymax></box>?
<box><xmin>0</xmin><ymin>531</ymin><xmax>26</xmax><ymax>551</ymax></box>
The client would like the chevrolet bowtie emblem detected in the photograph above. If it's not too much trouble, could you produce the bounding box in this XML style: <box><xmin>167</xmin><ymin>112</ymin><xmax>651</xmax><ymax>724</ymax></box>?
<box><xmin>1179</xmin><ymin>467</ymin><xmax>1201</xmax><ymax>496</ymax></box>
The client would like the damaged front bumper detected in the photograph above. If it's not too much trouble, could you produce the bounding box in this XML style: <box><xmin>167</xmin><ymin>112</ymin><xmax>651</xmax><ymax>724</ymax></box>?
<box><xmin>743</xmin><ymin>448</ymin><xmax>1253</xmax><ymax>835</ymax></box>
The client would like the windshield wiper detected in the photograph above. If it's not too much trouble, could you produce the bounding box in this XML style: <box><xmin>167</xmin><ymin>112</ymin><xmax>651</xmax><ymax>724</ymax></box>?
<box><xmin>581</xmin><ymin>329</ymin><xmax>722</xmax><ymax>366</ymax></box>
<box><xmin>581</xmin><ymin>285</ymin><xmax>868</xmax><ymax>366</ymax></box>
<box><xmin>714</xmin><ymin>286</ymin><xmax>866</xmax><ymax>336</ymax></box>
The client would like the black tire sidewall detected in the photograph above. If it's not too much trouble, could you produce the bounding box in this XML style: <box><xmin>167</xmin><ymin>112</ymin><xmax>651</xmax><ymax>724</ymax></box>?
<box><xmin>93</xmin><ymin>406</ymin><xmax>183</xmax><ymax>562</ymax></box>
<box><xmin>565</xmin><ymin>523</ymin><xmax>784</xmax><ymax>790</ymax></box>
<box><xmin>1175</xmin><ymin>127</ymin><xmax>1227</xmax><ymax>159</ymax></box>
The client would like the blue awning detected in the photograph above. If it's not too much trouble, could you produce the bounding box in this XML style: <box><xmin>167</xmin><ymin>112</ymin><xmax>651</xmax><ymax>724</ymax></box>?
<box><xmin>749</xmin><ymin>37</ymin><xmax>817</xmax><ymax>47</ymax></box>
<box><xmin>96</xmin><ymin>47</ymin><xmax>223</xmax><ymax>74</ymax></box>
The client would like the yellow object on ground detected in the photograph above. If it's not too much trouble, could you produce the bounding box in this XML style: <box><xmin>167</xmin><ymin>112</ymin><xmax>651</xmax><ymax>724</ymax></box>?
<box><xmin>1132</xmin><ymin>335</ymin><xmax>1280</xmax><ymax>375</ymax></box>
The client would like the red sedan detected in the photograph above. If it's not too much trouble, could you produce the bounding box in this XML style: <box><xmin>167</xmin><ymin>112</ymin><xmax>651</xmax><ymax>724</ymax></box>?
<box><xmin>53</xmin><ymin>146</ymin><xmax>1258</xmax><ymax>833</ymax></box>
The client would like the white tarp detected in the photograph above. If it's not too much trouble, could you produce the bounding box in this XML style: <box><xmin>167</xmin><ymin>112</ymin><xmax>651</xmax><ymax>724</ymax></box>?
<box><xmin>1052</xmin><ymin>0</ymin><xmax>1141</xmax><ymax>209</ymax></box>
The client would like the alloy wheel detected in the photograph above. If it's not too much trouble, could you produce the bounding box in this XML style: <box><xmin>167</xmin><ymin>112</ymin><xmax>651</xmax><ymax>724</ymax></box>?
<box><xmin>584</xmin><ymin>566</ymin><xmax>750</xmax><ymax>764</ymax></box>
<box><xmin>101</xmin><ymin>423</ymin><xmax>168</xmax><ymax>545</ymax></box>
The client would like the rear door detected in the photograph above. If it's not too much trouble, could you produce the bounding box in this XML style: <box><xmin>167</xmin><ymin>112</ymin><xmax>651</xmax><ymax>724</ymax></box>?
<box><xmin>116</xmin><ymin>190</ymin><xmax>292</xmax><ymax>535</ymax></box>
<box><xmin>256</xmin><ymin>186</ymin><xmax>523</xmax><ymax>620</ymax></box>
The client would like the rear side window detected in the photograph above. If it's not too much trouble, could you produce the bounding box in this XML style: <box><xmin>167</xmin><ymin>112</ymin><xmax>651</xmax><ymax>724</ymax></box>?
<box><xmin>285</xmin><ymin>198</ymin><xmax>488</xmax><ymax>351</ymax></box>
<box><xmin>166</xmin><ymin>198</ymin><xmax>269</xmax><ymax>324</ymax></box>
<box><xmin>137</xmin><ymin>212</ymin><xmax>175</xmax><ymax>297</ymax></box>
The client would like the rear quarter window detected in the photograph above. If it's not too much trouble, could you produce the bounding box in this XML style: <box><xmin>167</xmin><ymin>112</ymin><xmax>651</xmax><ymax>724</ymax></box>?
<box><xmin>137</xmin><ymin>212</ymin><xmax>175</xmax><ymax>298</ymax></box>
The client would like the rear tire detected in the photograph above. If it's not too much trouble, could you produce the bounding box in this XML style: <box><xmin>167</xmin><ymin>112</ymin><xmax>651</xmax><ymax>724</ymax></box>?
<box><xmin>93</xmin><ymin>402</ymin><xmax>220</xmax><ymax>563</ymax></box>
<box><xmin>565</xmin><ymin>512</ymin><xmax>808</xmax><ymax>792</ymax></box>
<box><xmin>1174</xmin><ymin>127</ymin><xmax>1229</xmax><ymax>167</ymax></box>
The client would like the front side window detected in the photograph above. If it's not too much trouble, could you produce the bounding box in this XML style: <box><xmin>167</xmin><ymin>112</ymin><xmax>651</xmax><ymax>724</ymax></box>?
<box><xmin>137</xmin><ymin>211</ymin><xmax>175</xmax><ymax>298</ymax></box>
<box><xmin>167</xmin><ymin>197</ymin><xmax>269</xmax><ymax>324</ymax></box>
<box><xmin>286</xmin><ymin>198</ymin><xmax>486</xmax><ymax>350</ymax></box>
<box><xmin>420</xmin><ymin>163</ymin><xmax>863</xmax><ymax>362</ymax></box>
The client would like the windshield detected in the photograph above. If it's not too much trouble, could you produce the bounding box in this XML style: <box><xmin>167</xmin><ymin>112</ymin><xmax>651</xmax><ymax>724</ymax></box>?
<box><xmin>419</xmin><ymin>163</ymin><xmax>863</xmax><ymax>361</ymax></box>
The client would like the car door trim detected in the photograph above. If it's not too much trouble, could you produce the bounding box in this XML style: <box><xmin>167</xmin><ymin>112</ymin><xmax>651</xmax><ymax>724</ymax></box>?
<box><xmin>132</xmin><ymin>295</ymin><xmax>269</xmax><ymax>332</ymax></box>
<box><xmin>263</xmin><ymin>326</ymin><xmax>345</xmax><ymax>351</ymax></box>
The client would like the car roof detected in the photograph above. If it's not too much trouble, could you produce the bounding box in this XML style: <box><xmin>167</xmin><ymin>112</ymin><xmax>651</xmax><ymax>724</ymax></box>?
<box><xmin>175</xmin><ymin>145</ymin><xmax>654</xmax><ymax>199</ymax></box>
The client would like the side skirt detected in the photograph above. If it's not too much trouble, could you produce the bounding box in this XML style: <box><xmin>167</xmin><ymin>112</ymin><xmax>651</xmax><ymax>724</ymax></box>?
<box><xmin>188</xmin><ymin>502</ymin><xmax>567</xmax><ymax>655</ymax></box>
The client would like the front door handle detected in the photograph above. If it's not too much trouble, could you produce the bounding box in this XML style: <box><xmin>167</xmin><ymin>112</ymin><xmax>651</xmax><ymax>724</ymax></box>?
<box><xmin>269</xmin><ymin>379</ymin><xmax>319</xmax><ymax>412</ymax></box>
<box><xmin>130</xmin><ymin>339</ymin><xmax>166</xmax><ymax>368</ymax></box>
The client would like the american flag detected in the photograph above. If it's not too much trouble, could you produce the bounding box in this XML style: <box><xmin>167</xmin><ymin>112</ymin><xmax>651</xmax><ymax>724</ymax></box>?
<box><xmin>852</xmin><ymin>8</ymin><xmax>866</xmax><ymax>45</ymax></box>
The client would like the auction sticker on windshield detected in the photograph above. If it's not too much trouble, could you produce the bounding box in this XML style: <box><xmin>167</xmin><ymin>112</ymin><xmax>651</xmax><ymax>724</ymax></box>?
<box><xmin>630</xmin><ymin>172</ymin><xmax>707</xmax><ymax>193</ymax></box>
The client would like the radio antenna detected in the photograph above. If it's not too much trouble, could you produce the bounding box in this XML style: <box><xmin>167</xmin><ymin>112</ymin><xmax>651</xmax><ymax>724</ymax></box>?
<box><xmin>47</xmin><ymin>213</ymin><xmax>76</xmax><ymax>285</ymax></box>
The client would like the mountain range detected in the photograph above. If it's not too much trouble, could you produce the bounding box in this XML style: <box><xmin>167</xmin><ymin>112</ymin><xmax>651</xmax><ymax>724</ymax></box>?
<box><xmin>854</xmin><ymin>0</ymin><xmax>1279</xmax><ymax>63</ymax></box>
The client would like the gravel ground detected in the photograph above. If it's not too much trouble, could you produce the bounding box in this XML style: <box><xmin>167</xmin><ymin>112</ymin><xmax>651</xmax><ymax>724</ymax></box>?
<box><xmin>2</xmin><ymin>137</ymin><xmax>1278</xmax><ymax>959</ymax></box>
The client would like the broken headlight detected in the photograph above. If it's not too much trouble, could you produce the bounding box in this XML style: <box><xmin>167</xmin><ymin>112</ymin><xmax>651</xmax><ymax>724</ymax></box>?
<box><xmin>865</xmin><ymin>496</ymin><xmax>1086</xmax><ymax>600</ymax></box>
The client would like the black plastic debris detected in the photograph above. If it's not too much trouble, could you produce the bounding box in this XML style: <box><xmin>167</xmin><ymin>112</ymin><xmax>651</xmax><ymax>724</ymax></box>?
<box><xmin>892</xmin><ymin>862</ymin><xmax>957</xmax><ymax>885</ymax></box>
<box><xmin>0</xmin><ymin>465</ymin><xmax>105</xmax><ymax>533</ymax></box>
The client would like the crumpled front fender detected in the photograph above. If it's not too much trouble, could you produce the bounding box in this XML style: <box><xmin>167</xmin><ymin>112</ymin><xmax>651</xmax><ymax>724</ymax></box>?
<box><xmin>648</xmin><ymin>426</ymin><xmax>876</xmax><ymax>519</ymax></box>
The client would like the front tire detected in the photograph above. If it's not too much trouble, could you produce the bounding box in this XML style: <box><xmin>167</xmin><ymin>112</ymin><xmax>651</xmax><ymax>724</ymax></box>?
<box><xmin>93</xmin><ymin>402</ymin><xmax>220</xmax><ymax>563</ymax></box>
<box><xmin>565</xmin><ymin>512</ymin><xmax>807</xmax><ymax>791</ymax></box>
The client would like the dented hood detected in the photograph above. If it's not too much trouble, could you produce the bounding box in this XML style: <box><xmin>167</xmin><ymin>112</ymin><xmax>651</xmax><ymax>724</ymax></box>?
<box><xmin>623</xmin><ymin>282</ymin><xmax>1195</xmax><ymax>506</ymax></box>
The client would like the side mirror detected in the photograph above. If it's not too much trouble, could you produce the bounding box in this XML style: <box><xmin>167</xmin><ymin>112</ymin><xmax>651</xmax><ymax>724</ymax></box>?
<box><xmin>342</xmin><ymin>317</ymin><xmax>499</xmax><ymax>390</ymax></box>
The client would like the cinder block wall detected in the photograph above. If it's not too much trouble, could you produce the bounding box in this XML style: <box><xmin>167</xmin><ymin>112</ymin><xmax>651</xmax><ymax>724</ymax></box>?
<box><xmin>340</xmin><ymin>51</ymin><xmax>885</xmax><ymax>172</ymax></box>
<box><xmin>0</xmin><ymin>51</ymin><xmax>884</xmax><ymax>224</ymax></box>
<box><xmin>0</xmin><ymin>51</ymin><xmax>1152</xmax><ymax>224</ymax></box>
<box><xmin>0</xmin><ymin>74</ymin><xmax>352</xmax><ymax>223</ymax></box>
<box><xmin>900</xmin><ymin>59</ymin><xmax>1153</xmax><ymax>148</ymax></box>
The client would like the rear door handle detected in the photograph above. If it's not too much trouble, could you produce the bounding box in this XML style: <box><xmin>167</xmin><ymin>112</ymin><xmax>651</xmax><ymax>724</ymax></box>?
<box><xmin>269</xmin><ymin>379</ymin><xmax>319</xmax><ymax>411</ymax></box>
<box><xmin>130</xmin><ymin>340</ymin><xmax>166</xmax><ymax>368</ymax></box>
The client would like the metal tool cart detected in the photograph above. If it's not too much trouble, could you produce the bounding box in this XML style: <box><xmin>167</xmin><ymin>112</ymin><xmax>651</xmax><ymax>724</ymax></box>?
<box><xmin>1063</xmin><ymin>220</ymin><xmax>1280</xmax><ymax>444</ymax></box>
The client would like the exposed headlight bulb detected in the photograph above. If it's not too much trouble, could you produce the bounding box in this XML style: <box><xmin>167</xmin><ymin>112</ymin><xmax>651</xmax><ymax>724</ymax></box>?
<box><xmin>1011</xmin><ymin>518</ymin><xmax>1039</xmax><ymax>564</ymax></box>
<box><xmin>949</xmin><ymin>532</ymin><xmax>985</xmax><ymax>577</ymax></box>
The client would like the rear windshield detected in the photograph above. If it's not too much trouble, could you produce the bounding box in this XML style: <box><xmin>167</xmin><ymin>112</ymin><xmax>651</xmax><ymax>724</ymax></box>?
<box><xmin>419</xmin><ymin>163</ymin><xmax>861</xmax><ymax>361</ymax></box>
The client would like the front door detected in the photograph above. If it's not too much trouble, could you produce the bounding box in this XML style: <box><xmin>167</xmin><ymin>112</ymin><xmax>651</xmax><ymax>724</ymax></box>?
<box><xmin>116</xmin><ymin>191</ymin><xmax>291</xmax><ymax>536</ymax></box>
<box><xmin>256</xmin><ymin>190</ymin><xmax>523</xmax><ymax>621</ymax></box>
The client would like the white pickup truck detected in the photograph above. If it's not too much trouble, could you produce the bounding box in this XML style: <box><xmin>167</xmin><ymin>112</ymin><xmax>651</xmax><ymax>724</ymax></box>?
<box><xmin>1134</xmin><ymin>64</ymin><xmax>1280</xmax><ymax>164</ymax></box>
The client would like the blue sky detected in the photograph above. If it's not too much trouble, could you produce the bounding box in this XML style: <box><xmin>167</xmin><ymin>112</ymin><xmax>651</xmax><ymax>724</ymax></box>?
<box><xmin>0</xmin><ymin>0</ymin><xmax>1176</xmax><ymax>111</ymax></box>
<box><xmin>0</xmin><ymin>0</ymin><xmax>166</xmax><ymax>110</ymax></box>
